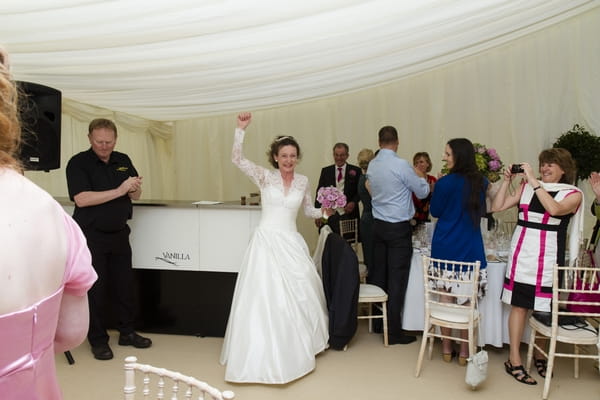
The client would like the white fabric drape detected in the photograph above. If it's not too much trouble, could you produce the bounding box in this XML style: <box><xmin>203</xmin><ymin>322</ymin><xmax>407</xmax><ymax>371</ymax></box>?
<box><xmin>7</xmin><ymin>2</ymin><xmax>599</xmax><ymax>248</ymax></box>
<box><xmin>2</xmin><ymin>0</ymin><xmax>599</xmax><ymax>120</ymax></box>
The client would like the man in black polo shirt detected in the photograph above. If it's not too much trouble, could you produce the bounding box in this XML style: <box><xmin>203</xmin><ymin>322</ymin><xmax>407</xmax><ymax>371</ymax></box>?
<box><xmin>66</xmin><ymin>118</ymin><xmax>151</xmax><ymax>360</ymax></box>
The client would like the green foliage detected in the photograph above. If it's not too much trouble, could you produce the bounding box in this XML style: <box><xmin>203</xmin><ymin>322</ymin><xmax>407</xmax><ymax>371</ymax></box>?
<box><xmin>439</xmin><ymin>143</ymin><xmax>504</xmax><ymax>182</ymax></box>
<box><xmin>553</xmin><ymin>124</ymin><xmax>600</xmax><ymax>183</ymax></box>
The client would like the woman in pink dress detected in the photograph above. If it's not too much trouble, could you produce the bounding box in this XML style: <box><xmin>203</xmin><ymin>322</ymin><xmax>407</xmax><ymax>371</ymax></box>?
<box><xmin>0</xmin><ymin>47</ymin><xmax>98</xmax><ymax>400</ymax></box>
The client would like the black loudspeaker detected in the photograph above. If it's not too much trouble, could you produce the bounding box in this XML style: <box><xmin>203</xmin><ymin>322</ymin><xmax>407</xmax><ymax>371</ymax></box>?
<box><xmin>16</xmin><ymin>81</ymin><xmax>62</xmax><ymax>171</ymax></box>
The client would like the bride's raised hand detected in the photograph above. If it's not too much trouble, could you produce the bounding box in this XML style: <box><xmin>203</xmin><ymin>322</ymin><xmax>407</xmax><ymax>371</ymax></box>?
<box><xmin>237</xmin><ymin>112</ymin><xmax>252</xmax><ymax>130</ymax></box>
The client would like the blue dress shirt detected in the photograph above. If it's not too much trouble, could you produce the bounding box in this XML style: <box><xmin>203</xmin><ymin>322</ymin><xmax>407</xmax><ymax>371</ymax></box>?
<box><xmin>366</xmin><ymin>149</ymin><xmax>429</xmax><ymax>223</ymax></box>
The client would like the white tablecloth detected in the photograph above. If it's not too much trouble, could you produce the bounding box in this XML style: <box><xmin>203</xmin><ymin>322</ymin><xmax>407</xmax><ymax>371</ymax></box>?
<box><xmin>402</xmin><ymin>251</ymin><xmax>529</xmax><ymax>347</ymax></box>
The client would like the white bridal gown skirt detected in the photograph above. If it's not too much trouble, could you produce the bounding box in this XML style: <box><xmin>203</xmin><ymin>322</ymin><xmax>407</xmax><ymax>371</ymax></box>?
<box><xmin>220</xmin><ymin>226</ymin><xmax>329</xmax><ymax>384</ymax></box>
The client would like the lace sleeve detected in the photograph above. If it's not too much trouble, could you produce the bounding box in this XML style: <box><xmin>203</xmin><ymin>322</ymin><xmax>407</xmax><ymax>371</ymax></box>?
<box><xmin>300</xmin><ymin>175</ymin><xmax>324</xmax><ymax>219</ymax></box>
<box><xmin>231</xmin><ymin>128</ymin><xmax>268</xmax><ymax>188</ymax></box>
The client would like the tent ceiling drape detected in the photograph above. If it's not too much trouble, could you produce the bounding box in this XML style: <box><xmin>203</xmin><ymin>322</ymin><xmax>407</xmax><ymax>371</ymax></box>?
<box><xmin>2</xmin><ymin>0</ymin><xmax>599</xmax><ymax>121</ymax></box>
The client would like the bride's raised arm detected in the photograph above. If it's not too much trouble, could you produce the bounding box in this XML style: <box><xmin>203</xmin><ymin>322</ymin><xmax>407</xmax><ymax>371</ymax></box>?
<box><xmin>231</xmin><ymin>112</ymin><xmax>268</xmax><ymax>188</ymax></box>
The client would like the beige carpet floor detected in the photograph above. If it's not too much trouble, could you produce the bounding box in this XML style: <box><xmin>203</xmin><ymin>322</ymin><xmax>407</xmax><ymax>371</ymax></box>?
<box><xmin>55</xmin><ymin>322</ymin><xmax>598</xmax><ymax>399</ymax></box>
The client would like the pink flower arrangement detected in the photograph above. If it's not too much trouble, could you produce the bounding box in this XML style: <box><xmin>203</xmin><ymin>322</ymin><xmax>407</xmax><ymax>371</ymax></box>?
<box><xmin>441</xmin><ymin>143</ymin><xmax>504</xmax><ymax>182</ymax></box>
<box><xmin>317</xmin><ymin>186</ymin><xmax>347</xmax><ymax>209</ymax></box>
<box><xmin>473</xmin><ymin>143</ymin><xmax>504</xmax><ymax>182</ymax></box>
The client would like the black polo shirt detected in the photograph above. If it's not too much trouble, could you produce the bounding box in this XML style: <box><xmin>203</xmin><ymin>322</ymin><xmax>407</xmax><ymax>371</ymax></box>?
<box><xmin>66</xmin><ymin>148</ymin><xmax>138</xmax><ymax>232</ymax></box>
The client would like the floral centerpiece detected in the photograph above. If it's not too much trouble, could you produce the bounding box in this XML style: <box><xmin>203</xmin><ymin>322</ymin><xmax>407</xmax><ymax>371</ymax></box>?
<box><xmin>473</xmin><ymin>143</ymin><xmax>504</xmax><ymax>182</ymax></box>
<box><xmin>316</xmin><ymin>186</ymin><xmax>347</xmax><ymax>221</ymax></box>
<box><xmin>442</xmin><ymin>143</ymin><xmax>504</xmax><ymax>182</ymax></box>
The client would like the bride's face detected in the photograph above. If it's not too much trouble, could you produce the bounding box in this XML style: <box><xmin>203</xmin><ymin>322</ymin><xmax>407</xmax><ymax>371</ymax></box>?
<box><xmin>275</xmin><ymin>145</ymin><xmax>298</xmax><ymax>173</ymax></box>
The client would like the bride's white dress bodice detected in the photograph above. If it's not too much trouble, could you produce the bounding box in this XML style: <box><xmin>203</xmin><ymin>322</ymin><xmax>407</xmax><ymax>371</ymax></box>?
<box><xmin>232</xmin><ymin>128</ymin><xmax>322</xmax><ymax>232</ymax></box>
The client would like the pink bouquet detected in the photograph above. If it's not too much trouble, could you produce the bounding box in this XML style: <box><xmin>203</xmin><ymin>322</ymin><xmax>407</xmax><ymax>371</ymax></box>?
<box><xmin>316</xmin><ymin>186</ymin><xmax>347</xmax><ymax>209</ymax></box>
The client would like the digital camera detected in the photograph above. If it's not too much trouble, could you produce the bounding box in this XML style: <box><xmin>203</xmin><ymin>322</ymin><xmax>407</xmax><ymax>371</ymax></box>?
<box><xmin>510</xmin><ymin>164</ymin><xmax>524</xmax><ymax>174</ymax></box>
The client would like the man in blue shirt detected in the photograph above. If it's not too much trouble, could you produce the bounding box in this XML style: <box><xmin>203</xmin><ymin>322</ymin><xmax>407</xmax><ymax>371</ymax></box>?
<box><xmin>367</xmin><ymin>125</ymin><xmax>429</xmax><ymax>344</ymax></box>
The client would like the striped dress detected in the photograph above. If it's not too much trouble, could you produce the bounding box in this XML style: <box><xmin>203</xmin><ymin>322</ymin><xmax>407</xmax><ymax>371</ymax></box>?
<box><xmin>501</xmin><ymin>183</ymin><xmax>579</xmax><ymax>312</ymax></box>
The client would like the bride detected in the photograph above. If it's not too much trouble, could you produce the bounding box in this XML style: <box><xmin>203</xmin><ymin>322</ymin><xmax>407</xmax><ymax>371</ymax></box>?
<box><xmin>220</xmin><ymin>112</ymin><xmax>330</xmax><ymax>384</ymax></box>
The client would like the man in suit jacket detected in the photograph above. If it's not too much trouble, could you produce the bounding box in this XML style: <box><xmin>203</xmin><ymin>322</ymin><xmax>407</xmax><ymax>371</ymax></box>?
<box><xmin>315</xmin><ymin>143</ymin><xmax>362</xmax><ymax>235</ymax></box>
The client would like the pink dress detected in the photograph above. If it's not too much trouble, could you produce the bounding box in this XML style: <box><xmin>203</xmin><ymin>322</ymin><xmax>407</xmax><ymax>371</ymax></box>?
<box><xmin>0</xmin><ymin>169</ymin><xmax>97</xmax><ymax>400</ymax></box>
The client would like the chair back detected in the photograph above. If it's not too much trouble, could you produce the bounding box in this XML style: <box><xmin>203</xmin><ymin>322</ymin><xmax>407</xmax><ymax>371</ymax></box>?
<box><xmin>499</xmin><ymin>220</ymin><xmax>517</xmax><ymax>237</ymax></box>
<box><xmin>338</xmin><ymin>218</ymin><xmax>358</xmax><ymax>251</ymax></box>
<box><xmin>575</xmin><ymin>238</ymin><xmax>595</xmax><ymax>268</ymax></box>
<box><xmin>554</xmin><ymin>263</ymin><xmax>600</xmax><ymax>322</ymax></box>
<box><xmin>526</xmin><ymin>263</ymin><xmax>600</xmax><ymax>399</ymax></box>
<box><xmin>415</xmin><ymin>256</ymin><xmax>481</xmax><ymax>377</ymax></box>
<box><xmin>124</xmin><ymin>356</ymin><xmax>235</xmax><ymax>400</ymax></box>
<box><xmin>421</xmin><ymin>255</ymin><xmax>481</xmax><ymax>325</ymax></box>
<box><xmin>312</xmin><ymin>224</ymin><xmax>333</xmax><ymax>277</ymax></box>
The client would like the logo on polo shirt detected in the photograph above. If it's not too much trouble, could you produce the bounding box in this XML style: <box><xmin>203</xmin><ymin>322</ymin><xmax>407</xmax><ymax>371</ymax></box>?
<box><xmin>117</xmin><ymin>166</ymin><xmax>129</xmax><ymax>172</ymax></box>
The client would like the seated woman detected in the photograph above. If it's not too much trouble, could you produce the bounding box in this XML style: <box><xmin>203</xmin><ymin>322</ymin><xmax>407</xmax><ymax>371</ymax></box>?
<box><xmin>411</xmin><ymin>152</ymin><xmax>437</xmax><ymax>225</ymax></box>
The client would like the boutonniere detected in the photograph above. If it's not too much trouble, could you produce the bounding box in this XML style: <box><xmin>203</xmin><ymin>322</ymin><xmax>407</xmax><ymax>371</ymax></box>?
<box><xmin>348</xmin><ymin>169</ymin><xmax>357</xmax><ymax>177</ymax></box>
<box><xmin>116</xmin><ymin>166</ymin><xmax>129</xmax><ymax>172</ymax></box>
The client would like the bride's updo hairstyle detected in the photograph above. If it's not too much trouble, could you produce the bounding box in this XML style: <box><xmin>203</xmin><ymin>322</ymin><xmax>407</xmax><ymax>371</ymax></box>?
<box><xmin>0</xmin><ymin>46</ymin><xmax>21</xmax><ymax>169</ymax></box>
<box><xmin>266</xmin><ymin>135</ymin><xmax>302</xmax><ymax>169</ymax></box>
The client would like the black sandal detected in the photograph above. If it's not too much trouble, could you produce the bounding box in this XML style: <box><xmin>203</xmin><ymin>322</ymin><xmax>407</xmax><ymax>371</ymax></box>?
<box><xmin>504</xmin><ymin>360</ymin><xmax>537</xmax><ymax>385</ymax></box>
<box><xmin>534</xmin><ymin>358</ymin><xmax>550</xmax><ymax>378</ymax></box>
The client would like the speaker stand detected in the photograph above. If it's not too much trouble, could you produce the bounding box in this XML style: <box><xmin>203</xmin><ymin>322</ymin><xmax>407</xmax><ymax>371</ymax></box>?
<box><xmin>64</xmin><ymin>351</ymin><xmax>75</xmax><ymax>365</ymax></box>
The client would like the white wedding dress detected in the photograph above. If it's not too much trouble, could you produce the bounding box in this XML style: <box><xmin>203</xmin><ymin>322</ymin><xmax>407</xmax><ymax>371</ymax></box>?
<box><xmin>219</xmin><ymin>128</ymin><xmax>329</xmax><ymax>384</ymax></box>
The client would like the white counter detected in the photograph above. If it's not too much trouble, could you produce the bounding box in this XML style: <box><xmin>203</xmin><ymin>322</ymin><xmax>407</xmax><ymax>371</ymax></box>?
<box><xmin>60</xmin><ymin>199</ymin><xmax>261</xmax><ymax>273</ymax></box>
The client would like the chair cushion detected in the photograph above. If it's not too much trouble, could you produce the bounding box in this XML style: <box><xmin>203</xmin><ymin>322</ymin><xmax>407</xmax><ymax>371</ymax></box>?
<box><xmin>359</xmin><ymin>284</ymin><xmax>387</xmax><ymax>299</ymax></box>
<box><xmin>430</xmin><ymin>303</ymin><xmax>478</xmax><ymax>323</ymax></box>
<box><xmin>529</xmin><ymin>316</ymin><xmax>598</xmax><ymax>345</ymax></box>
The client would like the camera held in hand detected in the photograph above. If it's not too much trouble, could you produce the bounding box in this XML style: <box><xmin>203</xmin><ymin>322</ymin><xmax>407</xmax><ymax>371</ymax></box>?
<box><xmin>510</xmin><ymin>164</ymin><xmax>524</xmax><ymax>174</ymax></box>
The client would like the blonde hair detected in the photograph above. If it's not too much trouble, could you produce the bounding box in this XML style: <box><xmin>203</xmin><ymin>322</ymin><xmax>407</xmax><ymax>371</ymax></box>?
<box><xmin>413</xmin><ymin>152</ymin><xmax>433</xmax><ymax>173</ymax></box>
<box><xmin>357</xmin><ymin>148</ymin><xmax>374</xmax><ymax>171</ymax></box>
<box><xmin>0</xmin><ymin>46</ymin><xmax>21</xmax><ymax>169</ymax></box>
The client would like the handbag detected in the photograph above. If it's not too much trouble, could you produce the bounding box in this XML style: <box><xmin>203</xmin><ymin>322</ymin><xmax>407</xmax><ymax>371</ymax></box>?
<box><xmin>566</xmin><ymin>275</ymin><xmax>600</xmax><ymax>313</ymax></box>
<box><xmin>465</xmin><ymin>349</ymin><xmax>488</xmax><ymax>389</ymax></box>
<box><xmin>567</xmin><ymin>248</ymin><xmax>600</xmax><ymax>313</ymax></box>
<box><xmin>532</xmin><ymin>311</ymin><xmax>586</xmax><ymax>327</ymax></box>
<box><xmin>465</xmin><ymin>297</ymin><xmax>488</xmax><ymax>389</ymax></box>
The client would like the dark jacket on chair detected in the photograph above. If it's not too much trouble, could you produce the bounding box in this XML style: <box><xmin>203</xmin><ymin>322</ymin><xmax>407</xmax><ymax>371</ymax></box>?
<box><xmin>321</xmin><ymin>233</ymin><xmax>359</xmax><ymax>350</ymax></box>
